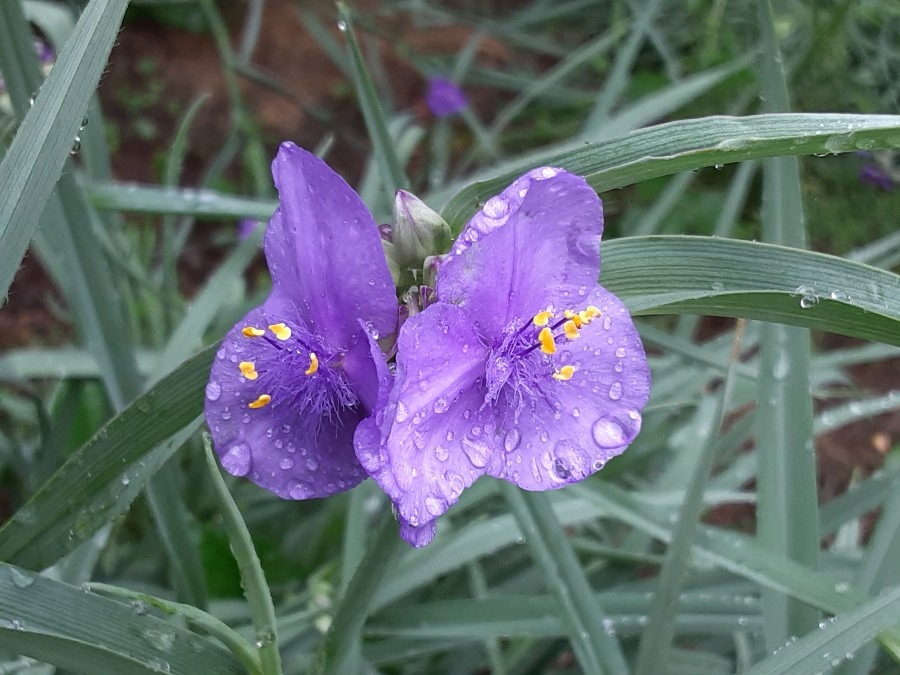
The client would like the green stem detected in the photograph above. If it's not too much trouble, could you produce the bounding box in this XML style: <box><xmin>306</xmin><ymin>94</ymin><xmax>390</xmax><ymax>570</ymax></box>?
<box><xmin>499</xmin><ymin>484</ymin><xmax>627</xmax><ymax>674</ymax></box>
<box><xmin>203</xmin><ymin>436</ymin><xmax>283</xmax><ymax>675</ymax></box>
<box><xmin>314</xmin><ymin>512</ymin><xmax>406</xmax><ymax>675</ymax></box>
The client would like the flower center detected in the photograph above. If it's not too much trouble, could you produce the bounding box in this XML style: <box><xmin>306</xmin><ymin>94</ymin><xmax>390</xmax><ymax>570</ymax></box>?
<box><xmin>483</xmin><ymin>305</ymin><xmax>601</xmax><ymax>420</ymax></box>
<box><xmin>236</xmin><ymin>319</ymin><xmax>358</xmax><ymax>435</ymax></box>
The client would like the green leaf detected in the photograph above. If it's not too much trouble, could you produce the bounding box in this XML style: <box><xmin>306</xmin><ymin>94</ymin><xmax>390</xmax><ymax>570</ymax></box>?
<box><xmin>602</xmin><ymin>236</ymin><xmax>900</xmax><ymax>346</ymax></box>
<box><xmin>743</xmin><ymin>584</ymin><xmax>900</xmax><ymax>675</ymax></box>
<box><xmin>0</xmin><ymin>563</ymin><xmax>244</xmax><ymax>674</ymax></box>
<box><xmin>0</xmin><ymin>346</ymin><xmax>216</xmax><ymax>570</ymax></box>
<box><xmin>438</xmin><ymin>113</ymin><xmax>900</xmax><ymax>228</ymax></box>
<box><xmin>0</xmin><ymin>0</ymin><xmax>128</xmax><ymax>300</ymax></box>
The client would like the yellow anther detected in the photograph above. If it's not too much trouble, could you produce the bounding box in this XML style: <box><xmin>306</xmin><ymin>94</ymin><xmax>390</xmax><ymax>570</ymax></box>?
<box><xmin>268</xmin><ymin>323</ymin><xmax>291</xmax><ymax>340</ymax></box>
<box><xmin>577</xmin><ymin>310</ymin><xmax>593</xmax><ymax>325</ymax></box>
<box><xmin>538</xmin><ymin>327</ymin><xmax>557</xmax><ymax>354</ymax></box>
<box><xmin>552</xmin><ymin>365</ymin><xmax>576</xmax><ymax>381</ymax></box>
<box><xmin>248</xmin><ymin>394</ymin><xmax>272</xmax><ymax>409</ymax></box>
<box><xmin>532</xmin><ymin>310</ymin><xmax>553</xmax><ymax>327</ymax></box>
<box><xmin>565</xmin><ymin>310</ymin><xmax>584</xmax><ymax>328</ymax></box>
<box><xmin>585</xmin><ymin>305</ymin><xmax>602</xmax><ymax>318</ymax></box>
<box><xmin>242</xmin><ymin>326</ymin><xmax>265</xmax><ymax>337</ymax></box>
<box><xmin>563</xmin><ymin>320</ymin><xmax>581</xmax><ymax>340</ymax></box>
<box><xmin>239</xmin><ymin>361</ymin><xmax>258</xmax><ymax>381</ymax></box>
<box><xmin>305</xmin><ymin>352</ymin><xmax>319</xmax><ymax>376</ymax></box>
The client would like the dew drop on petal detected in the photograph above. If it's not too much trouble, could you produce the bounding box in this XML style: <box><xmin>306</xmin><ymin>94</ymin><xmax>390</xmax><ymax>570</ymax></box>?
<box><xmin>222</xmin><ymin>444</ymin><xmax>251</xmax><ymax>476</ymax></box>
<box><xmin>306</xmin><ymin>457</ymin><xmax>319</xmax><ymax>471</ymax></box>
<box><xmin>592</xmin><ymin>458</ymin><xmax>606</xmax><ymax>471</ymax></box>
<box><xmin>395</xmin><ymin>401</ymin><xmax>409</xmax><ymax>422</ymax></box>
<box><xmin>461</xmin><ymin>437</ymin><xmax>491</xmax><ymax>468</ymax></box>
<box><xmin>503</xmin><ymin>429</ymin><xmax>521</xmax><ymax>452</ymax></box>
<box><xmin>279</xmin><ymin>458</ymin><xmax>295</xmax><ymax>470</ymax></box>
<box><xmin>603</xmin><ymin>315</ymin><xmax>612</xmax><ymax>330</ymax></box>
<box><xmin>608</xmin><ymin>381</ymin><xmax>623</xmax><ymax>400</ymax></box>
<box><xmin>288</xmin><ymin>481</ymin><xmax>310</xmax><ymax>499</ymax></box>
<box><xmin>434</xmin><ymin>445</ymin><xmax>449</xmax><ymax>461</ymax></box>
<box><xmin>433</xmin><ymin>397</ymin><xmax>449</xmax><ymax>414</ymax></box>
<box><xmin>205</xmin><ymin>381</ymin><xmax>221</xmax><ymax>401</ymax></box>
<box><xmin>221</xmin><ymin>408</ymin><xmax>232</xmax><ymax>421</ymax></box>
<box><xmin>425</xmin><ymin>496</ymin><xmax>444</xmax><ymax>516</ymax></box>
<box><xmin>591</xmin><ymin>417</ymin><xmax>628</xmax><ymax>449</ymax></box>
<box><xmin>614</xmin><ymin>346</ymin><xmax>626</xmax><ymax>358</ymax></box>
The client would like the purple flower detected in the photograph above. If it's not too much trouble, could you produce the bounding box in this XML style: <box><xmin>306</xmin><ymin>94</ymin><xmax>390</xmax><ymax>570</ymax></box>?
<box><xmin>205</xmin><ymin>143</ymin><xmax>397</xmax><ymax>500</ymax></box>
<box><xmin>356</xmin><ymin>167</ymin><xmax>651</xmax><ymax>546</ymax></box>
<box><xmin>426</xmin><ymin>77</ymin><xmax>467</xmax><ymax>118</ymax></box>
<box><xmin>860</xmin><ymin>163</ymin><xmax>894</xmax><ymax>191</ymax></box>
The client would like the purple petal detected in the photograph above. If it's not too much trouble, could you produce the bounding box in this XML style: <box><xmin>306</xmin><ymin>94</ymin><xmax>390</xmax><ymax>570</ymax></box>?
<box><xmin>206</xmin><ymin>305</ymin><xmax>368</xmax><ymax>499</ymax></box>
<box><xmin>356</xmin><ymin>303</ymin><xmax>492</xmax><ymax>532</ymax></box>
<box><xmin>438</xmin><ymin>170</ymin><xmax>603</xmax><ymax>338</ymax></box>
<box><xmin>399</xmin><ymin>518</ymin><xmax>437</xmax><ymax>547</ymax></box>
<box><xmin>487</xmin><ymin>285</ymin><xmax>650</xmax><ymax>489</ymax></box>
<box><xmin>426</xmin><ymin>77</ymin><xmax>467</xmax><ymax>117</ymax></box>
<box><xmin>266</xmin><ymin>143</ymin><xmax>397</xmax><ymax>347</ymax></box>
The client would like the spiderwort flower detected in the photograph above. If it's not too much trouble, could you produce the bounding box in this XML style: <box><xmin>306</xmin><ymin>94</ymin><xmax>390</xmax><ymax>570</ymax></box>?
<box><xmin>205</xmin><ymin>143</ymin><xmax>397</xmax><ymax>500</ymax></box>
<box><xmin>356</xmin><ymin>167</ymin><xmax>651</xmax><ymax>546</ymax></box>
<box><xmin>426</xmin><ymin>77</ymin><xmax>468</xmax><ymax>118</ymax></box>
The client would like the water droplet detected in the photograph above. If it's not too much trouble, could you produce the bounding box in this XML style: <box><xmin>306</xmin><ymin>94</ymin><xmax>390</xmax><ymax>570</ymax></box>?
<box><xmin>461</xmin><ymin>437</ymin><xmax>491</xmax><ymax>467</ymax></box>
<box><xmin>714</xmin><ymin>163</ymin><xmax>724</xmax><ymax>170</ymax></box>
<box><xmin>503</xmin><ymin>429</ymin><xmax>521</xmax><ymax>452</ymax></box>
<box><xmin>551</xmin><ymin>459</ymin><xmax>571</xmax><ymax>481</ymax></box>
<box><xmin>70</xmin><ymin>136</ymin><xmax>82</xmax><ymax>155</ymax></box>
<box><xmin>434</xmin><ymin>445</ymin><xmax>449</xmax><ymax>461</ymax></box>
<box><xmin>142</xmin><ymin>627</ymin><xmax>176</xmax><ymax>652</ymax></box>
<box><xmin>425</xmin><ymin>496</ymin><xmax>444</xmax><ymax>516</ymax></box>
<box><xmin>572</xmin><ymin>407</ymin><xmax>580</xmax><ymax>418</ymax></box>
<box><xmin>830</xmin><ymin>290</ymin><xmax>848</xmax><ymax>301</ymax></box>
<box><xmin>9</xmin><ymin>568</ymin><xmax>34</xmax><ymax>589</ymax></box>
<box><xmin>482</xmin><ymin>196</ymin><xmax>510</xmax><ymax>218</ymax></box>
<box><xmin>433</xmin><ymin>398</ymin><xmax>449</xmax><ymax>414</ymax></box>
<box><xmin>205</xmin><ymin>381</ymin><xmax>221</xmax><ymax>401</ymax></box>
<box><xmin>795</xmin><ymin>285</ymin><xmax>819</xmax><ymax>309</ymax></box>
<box><xmin>131</xmin><ymin>599</ymin><xmax>148</xmax><ymax>615</ymax></box>
<box><xmin>608</xmin><ymin>381</ymin><xmax>623</xmax><ymax>400</ymax></box>
<box><xmin>221</xmin><ymin>408</ymin><xmax>232</xmax><ymax>421</ymax></box>
<box><xmin>306</xmin><ymin>457</ymin><xmax>319</xmax><ymax>471</ymax></box>
<box><xmin>279</xmin><ymin>458</ymin><xmax>294</xmax><ymax>470</ymax></box>
<box><xmin>222</xmin><ymin>444</ymin><xmax>251</xmax><ymax>476</ymax></box>
<box><xmin>395</xmin><ymin>401</ymin><xmax>409</xmax><ymax>422</ymax></box>
<box><xmin>591</xmin><ymin>417</ymin><xmax>628</xmax><ymax>449</ymax></box>
<box><xmin>614</xmin><ymin>346</ymin><xmax>626</xmax><ymax>358</ymax></box>
<box><xmin>592</xmin><ymin>458</ymin><xmax>606</xmax><ymax>471</ymax></box>
<box><xmin>336</xmin><ymin>19</ymin><xmax>348</xmax><ymax>31</ymax></box>
<box><xmin>288</xmin><ymin>481</ymin><xmax>309</xmax><ymax>499</ymax></box>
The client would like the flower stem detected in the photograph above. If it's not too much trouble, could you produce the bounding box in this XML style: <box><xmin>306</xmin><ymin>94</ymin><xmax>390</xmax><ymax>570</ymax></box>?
<box><xmin>314</xmin><ymin>511</ymin><xmax>405</xmax><ymax>675</ymax></box>
<box><xmin>203</xmin><ymin>435</ymin><xmax>283</xmax><ymax>675</ymax></box>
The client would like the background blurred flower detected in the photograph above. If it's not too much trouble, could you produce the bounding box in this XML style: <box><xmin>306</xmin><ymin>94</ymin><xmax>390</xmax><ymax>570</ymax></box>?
<box><xmin>860</xmin><ymin>161</ymin><xmax>895</xmax><ymax>191</ymax></box>
<box><xmin>236</xmin><ymin>218</ymin><xmax>263</xmax><ymax>240</ymax></box>
<box><xmin>425</xmin><ymin>76</ymin><xmax>467</xmax><ymax>117</ymax></box>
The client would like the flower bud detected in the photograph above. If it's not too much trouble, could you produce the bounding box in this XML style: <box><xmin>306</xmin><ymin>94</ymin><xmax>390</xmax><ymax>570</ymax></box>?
<box><xmin>391</xmin><ymin>190</ymin><xmax>452</xmax><ymax>270</ymax></box>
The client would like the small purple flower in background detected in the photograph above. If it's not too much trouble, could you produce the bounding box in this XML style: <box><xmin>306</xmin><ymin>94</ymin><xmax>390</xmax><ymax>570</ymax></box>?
<box><xmin>205</xmin><ymin>143</ymin><xmax>397</xmax><ymax>501</ymax></box>
<box><xmin>859</xmin><ymin>163</ymin><xmax>894</xmax><ymax>191</ymax></box>
<box><xmin>356</xmin><ymin>167</ymin><xmax>651</xmax><ymax>546</ymax></box>
<box><xmin>0</xmin><ymin>39</ymin><xmax>55</xmax><ymax>97</ymax></box>
<box><xmin>426</xmin><ymin>77</ymin><xmax>467</xmax><ymax>118</ymax></box>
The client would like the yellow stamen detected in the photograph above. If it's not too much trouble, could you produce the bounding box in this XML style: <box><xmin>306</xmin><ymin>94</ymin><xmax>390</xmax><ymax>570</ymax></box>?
<box><xmin>577</xmin><ymin>310</ymin><xmax>593</xmax><ymax>325</ymax></box>
<box><xmin>565</xmin><ymin>310</ymin><xmax>584</xmax><ymax>328</ymax></box>
<box><xmin>248</xmin><ymin>394</ymin><xmax>272</xmax><ymax>409</ymax></box>
<box><xmin>269</xmin><ymin>322</ymin><xmax>291</xmax><ymax>340</ymax></box>
<box><xmin>553</xmin><ymin>365</ymin><xmax>576</xmax><ymax>381</ymax></box>
<box><xmin>585</xmin><ymin>305</ymin><xmax>602</xmax><ymax>318</ymax></box>
<box><xmin>532</xmin><ymin>310</ymin><xmax>553</xmax><ymax>327</ymax></box>
<box><xmin>242</xmin><ymin>326</ymin><xmax>265</xmax><ymax>337</ymax></box>
<box><xmin>538</xmin><ymin>326</ymin><xmax>557</xmax><ymax>354</ymax></box>
<box><xmin>305</xmin><ymin>352</ymin><xmax>319</xmax><ymax>376</ymax></box>
<box><xmin>239</xmin><ymin>361</ymin><xmax>258</xmax><ymax>381</ymax></box>
<box><xmin>563</xmin><ymin>320</ymin><xmax>581</xmax><ymax>340</ymax></box>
